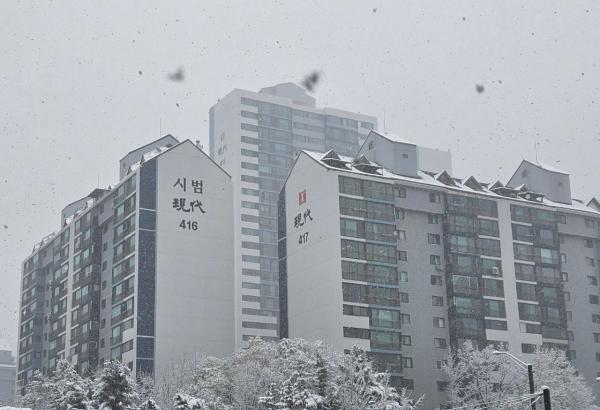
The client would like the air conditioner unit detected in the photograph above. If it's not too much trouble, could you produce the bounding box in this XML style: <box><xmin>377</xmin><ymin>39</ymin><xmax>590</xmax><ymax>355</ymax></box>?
<box><xmin>435</xmin><ymin>264</ymin><xmax>443</xmax><ymax>271</ymax></box>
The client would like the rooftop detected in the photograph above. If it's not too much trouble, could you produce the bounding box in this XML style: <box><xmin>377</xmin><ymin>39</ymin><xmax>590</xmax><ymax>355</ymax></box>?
<box><xmin>301</xmin><ymin>149</ymin><xmax>600</xmax><ymax>216</ymax></box>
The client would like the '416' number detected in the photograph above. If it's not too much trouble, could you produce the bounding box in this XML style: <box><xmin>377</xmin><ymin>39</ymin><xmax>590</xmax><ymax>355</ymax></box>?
<box><xmin>180</xmin><ymin>219</ymin><xmax>198</xmax><ymax>230</ymax></box>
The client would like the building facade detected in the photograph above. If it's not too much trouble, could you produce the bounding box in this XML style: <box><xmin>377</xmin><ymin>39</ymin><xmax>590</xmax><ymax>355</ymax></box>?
<box><xmin>279</xmin><ymin>130</ymin><xmax>600</xmax><ymax>407</ymax></box>
<box><xmin>209</xmin><ymin>83</ymin><xmax>378</xmax><ymax>348</ymax></box>
<box><xmin>16</xmin><ymin>137</ymin><xmax>235</xmax><ymax>390</ymax></box>
<box><xmin>0</xmin><ymin>350</ymin><xmax>16</xmax><ymax>405</ymax></box>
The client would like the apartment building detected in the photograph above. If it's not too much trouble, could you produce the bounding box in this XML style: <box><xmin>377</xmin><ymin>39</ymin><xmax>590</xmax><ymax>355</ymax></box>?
<box><xmin>16</xmin><ymin>136</ymin><xmax>235</xmax><ymax>390</ymax></box>
<box><xmin>209</xmin><ymin>82</ymin><xmax>381</xmax><ymax>349</ymax></box>
<box><xmin>279</xmin><ymin>130</ymin><xmax>600</xmax><ymax>407</ymax></box>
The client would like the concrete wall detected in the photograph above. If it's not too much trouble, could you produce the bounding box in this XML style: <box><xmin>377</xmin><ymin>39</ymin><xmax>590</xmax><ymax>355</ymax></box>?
<box><xmin>154</xmin><ymin>142</ymin><xmax>235</xmax><ymax>375</ymax></box>
<box><xmin>284</xmin><ymin>154</ymin><xmax>345</xmax><ymax>348</ymax></box>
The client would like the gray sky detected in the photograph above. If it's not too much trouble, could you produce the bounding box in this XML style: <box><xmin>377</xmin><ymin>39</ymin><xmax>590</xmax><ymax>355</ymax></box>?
<box><xmin>1</xmin><ymin>1</ymin><xmax>600</xmax><ymax>354</ymax></box>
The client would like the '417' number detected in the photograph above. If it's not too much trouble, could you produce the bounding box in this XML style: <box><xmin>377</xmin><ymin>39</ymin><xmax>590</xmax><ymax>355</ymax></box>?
<box><xmin>180</xmin><ymin>219</ymin><xmax>198</xmax><ymax>230</ymax></box>
<box><xmin>298</xmin><ymin>232</ymin><xmax>309</xmax><ymax>244</ymax></box>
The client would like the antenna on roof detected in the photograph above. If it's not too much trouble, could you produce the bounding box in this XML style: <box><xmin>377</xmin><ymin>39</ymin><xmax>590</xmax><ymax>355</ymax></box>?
<box><xmin>534</xmin><ymin>141</ymin><xmax>540</xmax><ymax>163</ymax></box>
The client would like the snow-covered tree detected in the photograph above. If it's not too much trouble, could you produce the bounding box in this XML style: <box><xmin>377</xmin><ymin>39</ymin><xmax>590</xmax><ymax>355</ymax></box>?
<box><xmin>21</xmin><ymin>370</ymin><xmax>53</xmax><ymax>410</ymax></box>
<box><xmin>443</xmin><ymin>341</ymin><xmax>520</xmax><ymax>408</ymax></box>
<box><xmin>444</xmin><ymin>341</ymin><xmax>597</xmax><ymax>409</ymax></box>
<box><xmin>333</xmin><ymin>346</ymin><xmax>422</xmax><ymax>410</ymax></box>
<box><xmin>138</xmin><ymin>398</ymin><xmax>161</xmax><ymax>410</ymax></box>
<box><xmin>92</xmin><ymin>360</ymin><xmax>138</xmax><ymax>410</ymax></box>
<box><xmin>48</xmin><ymin>359</ymin><xmax>90</xmax><ymax>410</ymax></box>
<box><xmin>526</xmin><ymin>346</ymin><xmax>596</xmax><ymax>409</ymax></box>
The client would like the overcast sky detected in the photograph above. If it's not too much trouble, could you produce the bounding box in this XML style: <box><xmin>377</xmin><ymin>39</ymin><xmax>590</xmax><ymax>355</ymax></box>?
<box><xmin>2</xmin><ymin>1</ymin><xmax>600</xmax><ymax>354</ymax></box>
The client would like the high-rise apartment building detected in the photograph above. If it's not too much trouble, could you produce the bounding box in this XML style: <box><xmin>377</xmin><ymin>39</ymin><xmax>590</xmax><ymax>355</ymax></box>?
<box><xmin>16</xmin><ymin>136</ymin><xmax>235</xmax><ymax>390</ymax></box>
<box><xmin>209</xmin><ymin>83</ymin><xmax>381</xmax><ymax>348</ymax></box>
<box><xmin>279</xmin><ymin>130</ymin><xmax>600</xmax><ymax>407</ymax></box>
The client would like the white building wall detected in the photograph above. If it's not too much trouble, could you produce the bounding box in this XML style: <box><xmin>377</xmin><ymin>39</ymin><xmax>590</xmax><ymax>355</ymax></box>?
<box><xmin>285</xmin><ymin>155</ymin><xmax>345</xmax><ymax>348</ymax></box>
<box><xmin>154</xmin><ymin>142</ymin><xmax>235</xmax><ymax>376</ymax></box>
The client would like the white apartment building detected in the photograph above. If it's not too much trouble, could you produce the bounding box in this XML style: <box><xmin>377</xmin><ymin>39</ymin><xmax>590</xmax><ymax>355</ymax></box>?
<box><xmin>209</xmin><ymin>82</ymin><xmax>379</xmax><ymax>349</ymax></box>
<box><xmin>17</xmin><ymin>136</ymin><xmax>235</xmax><ymax>390</ymax></box>
<box><xmin>280</xmin><ymin>130</ymin><xmax>600</xmax><ymax>408</ymax></box>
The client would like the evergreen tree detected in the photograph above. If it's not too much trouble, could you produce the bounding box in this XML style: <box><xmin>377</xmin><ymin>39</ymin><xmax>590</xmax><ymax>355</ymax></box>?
<box><xmin>92</xmin><ymin>360</ymin><xmax>138</xmax><ymax>409</ymax></box>
<box><xmin>50</xmin><ymin>359</ymin><xmax>89</xmax><ymax>410</ymax></box>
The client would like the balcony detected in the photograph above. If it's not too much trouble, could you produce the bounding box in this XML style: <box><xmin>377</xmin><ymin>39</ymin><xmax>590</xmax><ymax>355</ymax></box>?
<box><xmin>20</xmin><ymin>305</ymin><xmax>44</xmax><ymax>322</ymax></box>
<box><xmin>112</xmin><ymin>287</ymin><xmax>134</xmax><ymax>305</ymax></box>
<box><xmin>72</xmin><ymin>269</ymin><xmax>100</xmax><ymax>290</ymax></box>
<box><xmin>111</xmin><ymin>309</ymin><xmax>134</xmax><ymax>326</ymax></box>
<box><xmin>71</xmin><ymin>328</ymin><xmax>99</xmax><ymax>345</ymax></box>
<box><xmin>22</xmin><ymin>270</ymin><xmax>44</xmax><ymax>290</ymax></box>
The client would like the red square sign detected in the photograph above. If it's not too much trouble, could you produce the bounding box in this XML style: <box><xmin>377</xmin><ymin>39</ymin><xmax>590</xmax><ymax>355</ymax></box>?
<box><xmin>298</xmin><ymin>190</ymin><xmax>307</xmax><ymax>205</ymax></box>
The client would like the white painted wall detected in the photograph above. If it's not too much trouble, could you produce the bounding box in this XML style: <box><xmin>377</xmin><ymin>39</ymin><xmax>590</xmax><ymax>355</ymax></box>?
<box><xmin>154</xmin><ymin>141</ymin><xmax>235</xmax><ymax>376</ymax></box>
<box><xmin>285</xmin><ymin>154</ymin><xmax>345</xmax><ymax>349</ymax></box>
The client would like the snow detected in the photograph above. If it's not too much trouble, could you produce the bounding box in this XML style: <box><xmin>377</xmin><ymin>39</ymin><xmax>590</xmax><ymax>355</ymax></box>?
<box><xmin>302</xmin><ymin>150</ymin><xmax>600</xmax><ymax>216</ymax></box>
<box><xmin>370</xmin><ymin>130</ymin><xmax>416</xmax><ymax>145</ymax></box>
<box><xmin>524</xmin><ymin>158</ymin><xmax>569</xmax><ymax>175</ymax></box>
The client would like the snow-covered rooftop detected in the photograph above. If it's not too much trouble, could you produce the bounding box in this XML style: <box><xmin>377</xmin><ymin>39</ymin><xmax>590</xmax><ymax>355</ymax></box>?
<box><xmin>369</xmin><ymin>130</ymin><xmax>416</xmax><ymax>145</ymax></box>
<box><xmin>523</xmin><ymin>159</ymin><xmax>569</xmax><ymax>175</ymax></box>
<box><xmin>301</xmin><ymin>150</ymin><xmax>600</xmax><ymax>216</ymax></box>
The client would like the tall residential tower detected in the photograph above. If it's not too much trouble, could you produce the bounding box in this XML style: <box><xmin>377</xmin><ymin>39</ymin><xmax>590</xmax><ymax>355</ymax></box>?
<box><xmin>17</xmin><ymin>137</ymin><xmax>235</xmax><ymax>390</ymax></box>
<box><xmin>209</xmin><ymin>83</ymin><xmax>380</xmax><ymax>348</ymax></box>
<box><xmin>280</xmin><ymin>130</ymin><xmax>600</xmax><ymax>407</ymax></box>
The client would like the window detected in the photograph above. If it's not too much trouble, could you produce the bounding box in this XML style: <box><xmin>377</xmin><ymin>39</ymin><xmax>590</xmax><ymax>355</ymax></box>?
<box><xmin>430</xmin><ymin>255</ymin><xmax>441</xmax><ymax>265</ymax></box>
<box><xmin>595</xmin><ymin>333</ymin><xmax>600</xmax><ymax>343</ymax></box>
<box><xmin>402</xmin><ymin>357</ymin><xmax>413</xmax><ymax>368</ymax></box>
<box><xmin>484</xmin><ymin>299</ymin><xmax>506</xmax><ymax>318</ymax></box>
<box><xmin>398</xmin><ymin>251</ymin><xmax>407</xmax><ymax>261</ymax></box>
<box><xmin>432</xmin><ymin>296</ymin><xmax>444</xmax><ymax>306</ymax></box>
<box><xmin>429</xmin><ymin>193</ymin><xmax>441</xmax><ymax>203</ymax></box>
<box><xmin>566</xmin><ymin>311</ymin><xmax>572</xmax><ymax>321</ymax></box>
<box><xmin>433</xmin><ymin>317</ymin><xmax>446</xmax><ymax>328</ymax></box>
<box><xmin>479</xmin><ymin>219</ymin><xmax>499</xmax><ymax>237</ymax></box>
<box><xmin>585</xmin><ymin>239</ymin><xmax>594</xmax><ymax>248</ymax></box>
<box><xmin>399</xmin><ymin>271</ymin><xmax>408</xmax><ymax>282</ymax></box>
<box><xmin>400</xmin><ymin>292</ymin><xmax>409</xmax><ymax>303</ymax></box>
<box><xmin>590</xmin><ymin>276</ymin><xmax>598</xmax><ymax>286</ymax></box>
<box><xmin>590</xmin><ymin>295</ymin><xmax>599</xmax><ymax>305</ymax></box>
<box><xmin>437</xmin><ymin>381</ymin><xmax>448</xmax><ymax>392</ymax></box>
<box><xmin>567</xmin><ymin>331</ymin><xmax>574</xmax><ymax>341</ymax></box>
<box><xmin>402</xmin><ymin>335</ymin><xmax>412</xmax><ymax>346</ymax></box>
<box><xmin>557</xmin><ymin>213</ymin><xmax>566</xmax><ymax>224</ymax></box>
<box><xmin>400</xmin><ymin>314</ymin><xmax>411</xmax><ymax>325</ymax></box>
<box><xmin>561</xmin><ymin>272</ymin><xmax>569</xmax><ymax>282</ymax></box>
<box><xmin>395</xmin><ymin>207</ymin><xmax>405</xmax><ymax>220</ymax></box>
<box><xmin>396</xmin><ymin>186</ymin><xmax>407</xmax><ymax>198</ymax></box>
<box><xmin>434</xmin><ymin>338</ymin><xmax>447</xmax><ymax>349</ymax></box>
<box><xmin>585</xmin><ymin>217</ymin><xmax>595</xmax><ymax>228</ymax></box>
<box><xmin>430</xmin><ymin>275</ymin><xmax>442</xmax><ymax>285</ymax></box>
<box><xmin>428</xmin><ymin>234</ymin><xmax>441</xmax><ymax>245</ymax></box>
<box><xmin>586</xmin><ymin>257</ymin><xmax>596</xmax><ymax>267</ymax></box>
<box><xmin>397</xmin><ymin>230</ymin><xmax>407</xmax><ymax>240</ymax></box>
<box><xmin>596</xmin><ymin>353</ymin><xmax>600</xmax><ymax>362</ymax></box>
<box><xmin>515</xmin><ymin>263</ymin><xmax>535</xmax><ymax>281</ymax></box>
<box><xmin>593</xmin><ymin>314</ymin><xmax>600</xmax><ymax>324</ymax></box>
<box><xmin>567</xmin><ymin>350</ymin><xmax>576</xmax><ymax>361</ymax></box>
<box><xmin>436</xmin><ymin>360</ymin><xmax>448</xmax><ymax>369</ymax></box>
<box><xmin>561</xmin><ymin>253</ymin><xmax>567</xmax><ymax>263</ymax></box>
<box><xmin>428</xmin><ymin>214</ymin><xmax>439</xmax><ymax>224</ymax></box>
<box><xmin>522</xmin><ymin>343</ymin><xmax>536</xmax><ymax>354</ymax></box>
